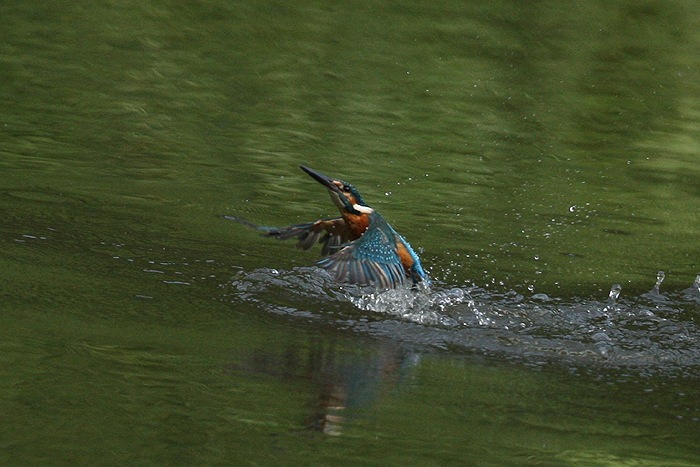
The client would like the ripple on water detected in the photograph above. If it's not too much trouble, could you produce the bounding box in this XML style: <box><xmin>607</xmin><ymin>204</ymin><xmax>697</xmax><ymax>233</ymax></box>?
<box><xmin>225</xmin><ymin>268</ymin><xmax>700</xmax><ymax>375</ymax></box>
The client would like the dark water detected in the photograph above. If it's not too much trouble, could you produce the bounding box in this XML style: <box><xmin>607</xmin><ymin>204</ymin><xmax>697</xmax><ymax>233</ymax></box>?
<box><xmin>2</xmin><ymin>1</ymin><xmax>700</xmax><ymax>465</ymax></box>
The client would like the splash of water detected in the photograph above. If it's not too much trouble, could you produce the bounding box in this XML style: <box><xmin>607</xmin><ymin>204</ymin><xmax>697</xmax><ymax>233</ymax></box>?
<box><xmin>225</xmin><ymin>268</ymin><xmax>700</xmax><ymax>374</ymax></box>
<box><xmin>608</xmin><ymin>283</ymin><xmax>622</xmax><ymax>304</ymax></box>
<box><xmin>347</xmin><ymin>284</ymin><xmax>472</xmax><ymax>326</ymax></box>
<box><xmin>642</xmin><ymin>270</ymin><xmax>667</xmax><ymax>302</ymax></box>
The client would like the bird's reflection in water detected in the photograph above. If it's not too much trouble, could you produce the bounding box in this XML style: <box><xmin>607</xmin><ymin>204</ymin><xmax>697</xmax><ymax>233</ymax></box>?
<box><xmin>226</xmin><ymin>338</ymin><xmax>420</xmax><ymax>436</ymax></box>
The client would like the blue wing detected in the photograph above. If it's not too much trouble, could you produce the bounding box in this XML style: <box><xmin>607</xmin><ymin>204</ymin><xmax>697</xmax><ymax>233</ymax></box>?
<box><xmin>317</xmin><ymin>213</ymin><xmax>407</xmax><ymax>288</ymax></box>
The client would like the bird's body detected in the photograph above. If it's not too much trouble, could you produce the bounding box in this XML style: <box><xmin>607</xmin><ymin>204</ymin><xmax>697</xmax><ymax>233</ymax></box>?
<box><xmin>229</xmin><ymin>165</ymin><xmax>428</xmax><ymax>289</ymax></box>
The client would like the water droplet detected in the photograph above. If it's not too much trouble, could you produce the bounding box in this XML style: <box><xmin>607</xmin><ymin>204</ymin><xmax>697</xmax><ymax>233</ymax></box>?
<box><xmin>608</xmin><ymin>284</ymin><xmax>621</xmax><ymax>303</ymax></box>
<box><xmin>655</xmin><ymin>270</ymin><xmax>665</xmax><ymax>287</ymax></box>
<box><xmin>644</xmin><ymin>270</ymin><xmax>667</xmax><ymax>300</ymax></box>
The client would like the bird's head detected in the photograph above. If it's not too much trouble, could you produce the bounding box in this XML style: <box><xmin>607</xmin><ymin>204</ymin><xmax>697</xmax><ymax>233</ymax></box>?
<box><xmin>300</xmin><ymin>165</ymin><xmax>373</xmax><ymax>216</ymax></box>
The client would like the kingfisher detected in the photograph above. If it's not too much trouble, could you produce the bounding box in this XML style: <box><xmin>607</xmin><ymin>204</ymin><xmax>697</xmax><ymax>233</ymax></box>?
<box><xmin>228</xmin><ymin>165</ymin><xmax>429</xmax><ymax>289</ymax></box>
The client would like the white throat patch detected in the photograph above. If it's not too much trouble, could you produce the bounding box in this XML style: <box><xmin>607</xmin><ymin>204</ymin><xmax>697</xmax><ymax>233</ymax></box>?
<box><xmin>353</xmin><ymin>204</ymin><xmax>374</xmax><ymax>214</ymax></box>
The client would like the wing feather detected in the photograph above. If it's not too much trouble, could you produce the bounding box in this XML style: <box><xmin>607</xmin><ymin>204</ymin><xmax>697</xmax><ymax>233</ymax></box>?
<box><xmin>225</xmin><ymin>216</ymin><xmax>349</xmax><ymax>255</ymax></box>
<box><xmin>317</xmin><ymin>213</ymin><xmax>407</xmax><ymax>288</ymax></box>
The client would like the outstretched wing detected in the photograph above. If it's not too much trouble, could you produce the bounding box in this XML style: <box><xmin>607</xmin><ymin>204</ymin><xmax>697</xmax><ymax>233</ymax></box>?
<box><xmin>224</xmin><ymin>215</ymin><xmax>348</xmax><ymax>256</ymax></box>
<box><xmin>317</xmin><ymin>213</ymin><xmax>406</xmax><ymax>288</ymax></box>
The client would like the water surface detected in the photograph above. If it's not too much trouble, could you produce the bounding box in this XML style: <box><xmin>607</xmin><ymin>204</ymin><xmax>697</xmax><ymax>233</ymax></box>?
<box><xmin>2</xmin><ymin>1</ymin><xmax>700</xmax><ymax>465</ymax></box>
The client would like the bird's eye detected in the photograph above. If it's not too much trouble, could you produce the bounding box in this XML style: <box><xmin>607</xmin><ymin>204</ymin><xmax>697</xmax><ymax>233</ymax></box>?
<box><xmin>343</xmin><ymin>186</ymin><xmax>351</xmax><ymax>192</ymax></box>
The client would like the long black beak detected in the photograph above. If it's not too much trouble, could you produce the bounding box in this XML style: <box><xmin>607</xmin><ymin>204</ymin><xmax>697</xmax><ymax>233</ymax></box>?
<box><xmin>299</xmin><ymin>165</ymin><xmax>341</xmax><ymax>193</ymax></box>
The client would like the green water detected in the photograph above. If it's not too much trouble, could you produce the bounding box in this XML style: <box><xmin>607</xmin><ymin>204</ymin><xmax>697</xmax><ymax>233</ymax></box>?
<box><xmin>2</xmin><ymin>1</ymin><xmax>700</xmax><ymax>465</ymax></box>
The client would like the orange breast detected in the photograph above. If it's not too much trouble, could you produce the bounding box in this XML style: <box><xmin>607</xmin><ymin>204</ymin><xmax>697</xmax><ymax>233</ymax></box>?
<box><xmin>395</xmin><ymin>242</ymin><xmax>415</xmax><ymax>273</ymax></box>
<box><xmin>342</xmin><ymin>213</ymin><xmax>370</xmax><ymax>240</ymax></box>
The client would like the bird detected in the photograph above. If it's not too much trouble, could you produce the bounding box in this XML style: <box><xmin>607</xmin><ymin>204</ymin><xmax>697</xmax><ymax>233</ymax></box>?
<box><xmin>227</xmin><ymin>165</ymin><xmax>429</xmax><ymax>289</ymax></box>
